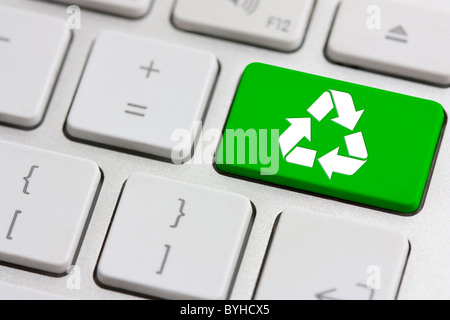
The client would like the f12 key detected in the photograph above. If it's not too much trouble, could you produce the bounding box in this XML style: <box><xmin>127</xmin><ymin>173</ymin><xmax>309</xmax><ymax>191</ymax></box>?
<box><xmin>173</xmin><ymin>0</ymin><xmax>315</xmax><ymax>52</ymax></box>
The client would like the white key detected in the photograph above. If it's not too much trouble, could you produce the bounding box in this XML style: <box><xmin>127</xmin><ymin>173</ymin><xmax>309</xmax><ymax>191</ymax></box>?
<box><xmin>96</xmin><ymin>173</ymin><xmax>254</xmax><ymax>300</ymax></box>
<box><xmin>173</xmin><ymin>0</ymin><xmax>315</xmax><ymax>52</ymax></box>
<box><xmin>66</xmin><ymin>31</ymin><xmax>218</xmax><ymax>162</ymax></box>
<box><xmin>0</xmin><ymin>7</ymin><xmax>70</xmax><ymax>128</ymax></box>
<box><xmin>0</xmin><ymin>282</ymin><xmax>67</xmax><ymax>300</ymax></box>
<box><xmin>254</xmin><ymin>208</ymin><xmax>409</xmax><ymax>300</ymax></box>
<box><xmin>0</xmin><ymin>140</ymin><xmax>101</xmax><ymax>275</ymax></box>
<box><xmin>326</xmin><ymin>0</ymin><xmax>450</xmax><ymax>87</ymax></box>
<box><xmin>49</xmin><ymin>0</ymin><xmax>153</xmax><ymax>18</ymax></box>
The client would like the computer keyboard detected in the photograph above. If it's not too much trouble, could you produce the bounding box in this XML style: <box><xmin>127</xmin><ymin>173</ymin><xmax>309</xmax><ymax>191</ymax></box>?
<box><xmin>0</xmin><ymin>0</ymin><xmax>449</xmax><ymax>301</ymax></box>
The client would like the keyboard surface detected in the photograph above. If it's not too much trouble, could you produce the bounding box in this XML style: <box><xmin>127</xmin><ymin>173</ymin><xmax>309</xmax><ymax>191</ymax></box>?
<box><xmin>1</xmin><ymin>0</ymin><xmax>450</xmax><ymax>300</ymax></box>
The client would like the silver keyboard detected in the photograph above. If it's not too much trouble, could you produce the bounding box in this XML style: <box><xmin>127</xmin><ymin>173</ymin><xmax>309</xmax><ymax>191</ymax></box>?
<box><xmin>1</xmin><ymin>0</ymin><xmax>450</xmax><ymax>301</ymax></box>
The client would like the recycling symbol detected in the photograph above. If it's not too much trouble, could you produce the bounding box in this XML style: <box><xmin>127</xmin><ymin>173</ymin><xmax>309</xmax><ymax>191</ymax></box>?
<box><xmin>279</xmin><ymin>90</ymin><xmax>368</xmax><ymax>179</ymax></box>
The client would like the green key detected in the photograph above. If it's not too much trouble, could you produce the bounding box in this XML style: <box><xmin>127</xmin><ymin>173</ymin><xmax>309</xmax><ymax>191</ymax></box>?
<box><xmin>215</xmin><ymin>63</ymin><xmax>446</xmax><ymax>215</ymax></box>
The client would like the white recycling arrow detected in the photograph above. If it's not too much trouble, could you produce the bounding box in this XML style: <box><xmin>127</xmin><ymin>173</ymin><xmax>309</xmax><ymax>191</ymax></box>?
<box><xmin>307</xmin><ymin>91</ymin><xmax>334</xmax><ymax>122</ymax></box>
<box><xmin>330</xmin><ymin>90</ymin><xmax>365</xmax><ymax>131</ymax></box>
<box><xmin>345</xmin><ymin>132</ymin><xmax>368</xmax><ymax>159</ymax></box>
<box><xmin>279</xmin><ymin>89</ymin><xmax>367</xmax><ymax>179</ymax></box>
<box><xmin>318</xmin><ymin>147</ymin><xmax>367</xmax><ymax>180</ymax></box>
<box><xmin>279</xmin><ymin>118</ymin><xmax>317</xmax><ymax>168</ymax></box>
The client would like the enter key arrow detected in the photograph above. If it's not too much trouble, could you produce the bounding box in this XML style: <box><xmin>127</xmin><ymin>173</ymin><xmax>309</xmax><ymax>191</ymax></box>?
<box><xmin>330</xmin><ymin>90</ymin><xmax>364</xmax><ymax>131</ymax></box>
<box><xmin>316</xmin><ymin>284</ymin><xmax>375</xmax><ymax>300</ymax></box>
<box><xmin>318</xmin><ymin>148</ymin><xmax>366</xmax><ymax>179</ymax></box>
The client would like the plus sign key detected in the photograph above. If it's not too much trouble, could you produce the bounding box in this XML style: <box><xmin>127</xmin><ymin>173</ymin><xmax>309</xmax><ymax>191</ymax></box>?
<box><xmin>66</xmin><ymin>31</ymin><xmax>218</xmax><ymax>162</ymax></box>
<box><xmin>140</xmin><ymin>60</ymin><xmax>160</xmax><ymax>79</ymax></box>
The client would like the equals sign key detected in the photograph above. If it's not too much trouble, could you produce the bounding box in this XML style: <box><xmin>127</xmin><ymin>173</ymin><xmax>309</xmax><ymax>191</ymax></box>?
<box><xmin>125</xmin><ymin>103</ymin><xmax>148</xmax><ymax>117</ymax></box>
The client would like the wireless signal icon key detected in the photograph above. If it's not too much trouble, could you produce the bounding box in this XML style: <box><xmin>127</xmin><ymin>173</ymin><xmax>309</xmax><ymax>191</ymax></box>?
<box><xmin>229</xmin><ymin>0</ymin><xmax>260</xmax><ymax>15</ymax></box>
